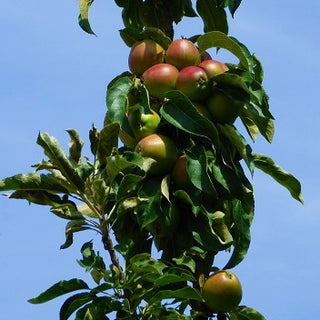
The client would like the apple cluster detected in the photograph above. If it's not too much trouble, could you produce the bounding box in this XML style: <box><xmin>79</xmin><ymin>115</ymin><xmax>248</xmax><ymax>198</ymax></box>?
<box><xmin>128</xmin><ymin>38</ymin><xmax>241</xmax><ymax>124</ymax></box>
<box><xmin>124</xmin><ymin>38</ymin><xmax>240</xmax><ymax>187</ymax></box>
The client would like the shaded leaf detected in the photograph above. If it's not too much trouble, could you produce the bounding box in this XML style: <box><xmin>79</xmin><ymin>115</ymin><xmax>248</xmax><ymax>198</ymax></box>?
<box><xmin>196</xmin><ymin>0</ymin><xmax>228</xmax><ymax>34</ymax></box>
<box><xmin>161</xmin><ymin>91</ymin><xmax>220</xmax><ymax>145</ymax></box>
<box><xmin>60</xmin><ymin>292</ymin><xmax>93</xmax><ymax>320</ymax></box>
<box><xmin>51</xmin><ymin>203</ymin><xmax>84</xmax><ymax>220</ymax></box>
<box><xmin>28</xmin><ymin>279</ymin><xmax>89</xmax><ymax>304</ymax></box>
<box><xmin>148</xmin><ymin>287</ymin><xmax>203</xmax><ymax>305</ymax></box>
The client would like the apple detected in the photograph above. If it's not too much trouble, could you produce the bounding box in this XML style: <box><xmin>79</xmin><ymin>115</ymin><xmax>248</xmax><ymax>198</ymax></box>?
<box><xmin>199</xmin><ymin>59</ymin><xmax>229</xmax><ymax>79</ymax></box>
<box><xmin>202</xmin><ymin>270</ymin><xmax>242</xmax><ymax>313</ymax></box>
<box><xmin>206</xmin><ymin>88</ymin><xmax>241</xmax><ymax>124</ymax></box>
<box><xmin>165</xmin><ymin>38</ymin><xmax>200</xmax><ymax>70</ymax></box>
<box><xmin>128</xmin><ymin>106</ymin><xmax>161</xmax><ymax>140</ymax></box>
<box><xmin>176</xmin><ymin>66</ymin><xmax>211</xmax><ymax>101</ymax></box>
<box><xmin>172</xmin><ymin>154</ymin><xmax>193</xmax><ymax>190</ymax></box>
<box><xmin>128</xmin><ymin>39</ymin><xmax>165</xmax><ymax>75</ymax></box>
<box><xmin>134</xmin><ymin>133</ymin><xmax>178</xmax><ymax>175</ymax></box>
<box><xmin>142</xmin><ymin>63</ymin><xmax>179</xmax><ymax>99</ymax></box>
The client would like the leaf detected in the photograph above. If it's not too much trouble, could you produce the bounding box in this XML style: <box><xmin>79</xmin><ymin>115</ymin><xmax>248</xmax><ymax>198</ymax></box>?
<box><xmin>117</xmin><ymin>173</ymin><xmax>144</xmax><ymax>201</ymax></box>
<box><xmin>227</xmin><ymin>0</ymin><xmax>243</xmax><ymax>17</ymax></box>
<box><xmin>8</xmin><ymin>190</ymin><xmax>63</xmax><ymax>206</ymax></box>
<box><xmin>140</xmin><ymin>27</ymin><xmax>172</xmax><ymax>50</ymax></box>
<box><xmin>148</xmin><ymin>287</ymin><xmax>203</xmax><ymax>305</ymax></box>
<box><xmin>161</xmin><ymin>90</ymin><xmax>220</xmax><ymax>145</ymax></box>
<box><xmin>196</xmin><ymin>0</ymin><xmax>228</xmax><ymax>34</ymax></box>
<box><xmin>185</xmin><ymin>145</ymin><xmax>218</xmax><ymax>196</ymax></box>
<box><xmin>60</xmin><ymin>292</ymin><xmax>93</xmax><ymax>320</ymax></box>
<box><xmin>173</xmin><ymin>253</ymin><xmax>196</xmax><ymax>273</ymax></box>
<box><xmin>60</xmin><ymin>220</ymin><xmax>93</xmax><ymax>249</ymax></box>
<box><xmin>217</xmin><ymin>124</ymin><xmax>254</xmax><ymax>173</ymax></box>
<box><xmin>230</xmin><ymin>305</ymin><xmax>267</xmax><ymax>320</ymax></box>
<box><xmin>78</xmin><ymin>0</ymin><xmax>96</xmax><ymax>35</ymax></box>
<box><xmin>106</xmin><ymin>151</ymin><xmax>143</xmax><ymax>181</ymax></box>
<box><xmin>50</xmin><ymin>203</ymin><xmax>84</xmax><ymax>220</ymax></box>
<box><xmin>197</xmin><ymin>31</ymin><xmax>252</xmax><ymax>70</ymax></box>
<box><xmin>106</xmin><ymin>76</ymin><xmax>132</xmax><ymax>125</ymax></box>
<box><xmin>253</xmin><ymin>154</ymin><xmax>304</xmax><ymax>203</ymax></box>
<box><xmin>0</xmin><ymin>172</ymin><xmax>69</xmax><ymax>193</ymax></box>
<box><xmin>37</xmin><ymin>133</ymin><xmax>84</xmax><ymax>192</ymax></box>
<box><xmin>224</xmin><ymin>198</ymin><xmax>253</xmax><ymax>269</ymax></box>
<box><xmin>66</xmin><ymin>129</ymin><xmax>84</xmax><ymax>164</ymax></box>
<box><xmin>28</xmin><ymin>279</ymin><xmax>89</xmax><ymax>304</ymax></box>
<box><xmin>154</xmin><ymin>269</ymin><xmax>195</xmax><ymax>287</ymax></box>
<box><xmin>96</xmin><ymin>123</ymin><xmax>120</xmax><ymax>165</ymax></box>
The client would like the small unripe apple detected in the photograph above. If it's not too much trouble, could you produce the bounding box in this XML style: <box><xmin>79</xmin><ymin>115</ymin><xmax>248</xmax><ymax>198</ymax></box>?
<box><xmin>128</xmin><ymin>106</ymin><xmax>161</xmax><ymax>140</ymax></box>
<box><xmin>172</xmin><ymin>154</ymin><xmax>193</xmax><ymax>190</ymax></box>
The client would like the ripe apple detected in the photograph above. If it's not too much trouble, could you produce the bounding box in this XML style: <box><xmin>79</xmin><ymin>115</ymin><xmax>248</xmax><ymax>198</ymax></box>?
<box><xmin>176</xmin><ymin>66</ymin><xmax>211</xmax><ymax>101</ymax></box>
<box><xmin>199</xmin><ymin>59</ymin><xmax>229</xmax><ymax>79</ymax></box>
<box><xmin>172</xmin><ymin>154</ymin><xmax>193</xmax><ymax>190</ymax></box>
<box><xmin>134</xmin><ymin>133</ymin><xmax>178</xmax><ymax>175</ymax></box>
<box><xmin>202</xmin><ymin>270</ymin><xmax>242</xmax><ymax>313</ymax></box>
<box><xmin>128</xmin><ymin>106</ymin><xmax>161</xmax><ymax>140</ymax></box>
<box><xmin>142</xmin><ymin>63</ymin><xmax>179</xmax><ymax>99</ymax></box>
<box><xmin>165</xmin><ymin>38</ymin><xmax>200</xmax><ymax>70</ymax></box>
<box><xmin>128</xmin><ymin>39</ymin><xmax>165</xmax><ymax>75</ymax></box>
<box><xmin>206</xmin><ymin>88</ymin><xmax>241</xmax><ymax>124</ymax></box>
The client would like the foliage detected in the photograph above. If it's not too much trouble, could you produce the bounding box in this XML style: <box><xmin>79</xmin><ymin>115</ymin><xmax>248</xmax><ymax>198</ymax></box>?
<box><xmin>1</xmin><ymin>0</ymin><xmax>303</xmax><ymax>319</ymax></box>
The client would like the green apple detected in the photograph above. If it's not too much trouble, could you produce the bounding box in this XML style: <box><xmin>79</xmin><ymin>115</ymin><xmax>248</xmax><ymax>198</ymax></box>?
<box><xmin>128</xmin><ymin>106</ymin><xmax>161</xmax><ymax>140</ymax></box>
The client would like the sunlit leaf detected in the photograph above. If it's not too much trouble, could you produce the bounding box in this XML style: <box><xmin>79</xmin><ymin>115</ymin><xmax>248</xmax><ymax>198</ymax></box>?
<box><xmin>197</xmin><ymin>31</ymin><xmax>252</xmax><ymax>70</ymax></box>
<box><xmin>230</xmin><ymin>305</ymin><xmax>267</xmax><ymax>320</ymax></box>
<box><xmin>78</xmin><ymin>0</ymin><xmax>96</xmax><ymax>35</ymax></box>
<box><xmin>37</xmin><ymin>133</ymin><xmax>84</xmax><ymax>192</ymax></box>
<box><xmin>253</xmin><ymin>154</ymin><xmax>304</xmax><ymax>203</ymax></box>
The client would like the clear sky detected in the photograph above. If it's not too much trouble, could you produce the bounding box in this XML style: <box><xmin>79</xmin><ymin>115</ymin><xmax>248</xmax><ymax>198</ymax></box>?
<box><xmin>1</xmin><ymin>1</ymin><xmax>319</xmax><ymax>319</ymax></box>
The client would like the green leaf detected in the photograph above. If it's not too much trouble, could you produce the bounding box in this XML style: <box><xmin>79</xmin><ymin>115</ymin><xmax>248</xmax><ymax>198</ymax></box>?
<box><xmin>224</xmin><ymin>198</ymin><xmax>253</xmax><ymax>269</ymax></box>
<box><xmin>173</xmin><ymin>253</ymin><xmax>196</xmax><ymax>273</ymax></box>
<box><xmin>185</xmin><ymin>145</ymin><xmax>218</xmax><ymax>196</ymax></box>
<box><xmin>37</xmin><ymin>133</ymin><xmax>84</xmax><ymax>192</ymax></box>
<box><xmin>227</xmin><ymin>0</ymin><xmax>243</xmax><ymax>17</ymax></box>
<box><xmin>78</xmin><ymin>0</ymin><xmax>96</xmax><ymax>35</ymax></box>
<box><xmin>217</xmin><ymin>124</ymin><xmax>254</xmax><ymax>173</ymax></box>
<box><xmin>148</xmin><ymin>287</ymin><xmax>203</xmax><ymax>305</ymax></box>
<box><xmin>51</xmin><ymin>203</ymin><xmax>84</xmax><ymax>220</ymax></box>
<box><xmin>60</xmin><ymin>220</ymin><xmax>93</xmax><ymax>249</ymax></box>
<box><xmin>28</xmin><ymin>279</ymin><xmax>89</xmax><ymax>304</ymax></box>
<box><xmin>140</xmin><ymin>27</ymin><xmax>172</xmax><ymax>50</ymax></box>
<box><xmin>106</xmin><ymin>76</ymin><xmax>132</xmax><ymax>125</ymax></box>
<box><xmin>154</xmin><ymin>269</ymin><xmax>195</xmax><ymax>287</ymax></box>
<box><xmin>0</xmin><ymin>172</ymin><xmax>69</xmax><ymax>193</ymax></box>
<box><xmin>230</xmin><ymin>305</ymin><xmax>267</xmax><ymax>320</ymax></box>
<box><xmin>106</xmin><ymin>151</ymin><xmax>143</xmax><ymax>181</ymax></box>
<box><xmin>197</xmin><ymin>31</ymin><xmax>252</xmax><ymax>70</ymax></box>
<box><xmin>196</xmin><ymin>0</ymin><xmax>228</xmax><ymax>34</ymax></box>
<box><xmin>66</xmin><ymin>129</ymin><xmax>84</xmax><ymax>164</ymax></box>
<box><xmin>117</xmin><ymin>173</ymin><xmax>144</xmax><ymax>201</ymax></box>
<box><xmin>8</xmin><ymin>190</ymin><xmax>63</xmax><ymax>206</ymax></box>
<box><xmin>96</xmin><ymin>123</ymin><xmax>120</xmax><ymax>165</ymax></box>
<box><xmin>253</xmin><ymin>154</ymin><xmax>304</xmax><ymax>203</ymax></box>
<box><xmin>60</xmin><ymin>292</ymin><xmax>93</xmax><ymax>320</ymax></box>
<box><xmin>161</xmin><ymin>90</ymin><xmax>220</xmax><ymax>145</ymax></box>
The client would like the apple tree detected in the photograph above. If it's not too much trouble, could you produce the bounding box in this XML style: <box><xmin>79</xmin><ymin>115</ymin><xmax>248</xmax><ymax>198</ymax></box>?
<box><xmin>0</xmin><ymin>1</ymin><xmax>303</xmax><ymax>319</ymax></box>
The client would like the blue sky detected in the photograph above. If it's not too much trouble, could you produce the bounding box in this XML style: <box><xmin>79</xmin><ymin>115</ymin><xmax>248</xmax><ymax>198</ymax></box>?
<box><xmin>1</xmin><ymin>1</ymin><xmax>319</xmax><ymax>319</ymax></box>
